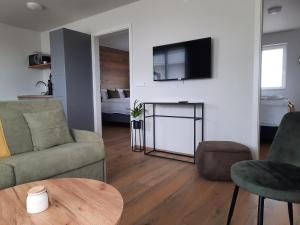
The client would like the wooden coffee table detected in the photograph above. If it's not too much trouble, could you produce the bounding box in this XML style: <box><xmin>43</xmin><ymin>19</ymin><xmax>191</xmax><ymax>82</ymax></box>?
<box><xmin>0</xmin><ymin>178</ymin><xmax>123</xmax><ymax>225</ymax></box>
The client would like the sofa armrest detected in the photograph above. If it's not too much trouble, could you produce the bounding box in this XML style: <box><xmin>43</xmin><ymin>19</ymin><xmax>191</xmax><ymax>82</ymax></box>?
<box><xmin>71</xmin><ymin>129</ymin><xmax>106</xmax><ymax>161</ymax></box>
<box><xmin>71</xmin><ymin>129</ymin><xmax>103</xmax><ymax>144</ymax></box>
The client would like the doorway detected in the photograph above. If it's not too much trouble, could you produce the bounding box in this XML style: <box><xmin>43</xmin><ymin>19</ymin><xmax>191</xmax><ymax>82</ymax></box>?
<box><xmin>259</xmin><ymin>0</ymin><xmax>300</xmax><ymax>158</ymax></box>
<box><xmin>91</xmin><ymin>26</ymin><xmax>134</xmax><ymax>178</ymax></box>
<box><xmin>99</xmin><ymin>29</ymin><xmax>131</xmax><ymax>127</ymax></box>
<box><xmin>91</xmin><ymin>25</ymin><xmax>132</xmax><ymax>134</ymax></box>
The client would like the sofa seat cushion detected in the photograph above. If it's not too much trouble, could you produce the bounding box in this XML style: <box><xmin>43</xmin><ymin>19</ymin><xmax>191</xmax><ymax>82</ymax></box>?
<box><xmin>0</xmin><ymin>142</ymin><xmax>105</xmax><ymax>185</ymax></box>
<box><xmin>0</xmin><ymin>163</ymin><xmax>15</xmax><ymax>190</ymax></box>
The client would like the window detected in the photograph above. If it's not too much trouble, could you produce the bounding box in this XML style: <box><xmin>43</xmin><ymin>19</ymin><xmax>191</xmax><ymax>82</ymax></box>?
<box><xmin>261</xmin><ymin>44</ymin><xmax>287</xmax><ymax>89</ymax></box>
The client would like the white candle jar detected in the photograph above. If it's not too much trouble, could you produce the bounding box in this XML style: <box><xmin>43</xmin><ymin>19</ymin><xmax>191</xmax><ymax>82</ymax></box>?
<box><xmin>26</xmin><ymin>186</ymin><xmax>49</xmax><ymax>214</ymax></box>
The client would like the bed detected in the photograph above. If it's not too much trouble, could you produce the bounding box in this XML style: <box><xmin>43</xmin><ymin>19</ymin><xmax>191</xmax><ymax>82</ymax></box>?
<box><xmin>101</xmin><ymin>89</ymin><xmax>130</xmax><ymax>124</ymax></box>
<box><xmin>260</xmin><ymin>96</ymin><xmax>295</xmax><ymax>142</ymax></box>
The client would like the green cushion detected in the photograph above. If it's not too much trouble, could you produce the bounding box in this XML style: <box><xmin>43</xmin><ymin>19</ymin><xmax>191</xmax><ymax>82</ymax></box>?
<box><xmin>107</xmin><ymin>89</ymin><xmax>120</xmax><ymax>99</ymax></box>
<box><xmin>231</xmin><ymin>160</ymin><xmax>300</xmax><ymax>203</ymax></box>
<box><xmin>23</xmin><ymin>109</ymin><xmax>73</xmax><ymax>151</ymax></box>
<box><xmin>0</xmin><ymin>142</ymin><xmax>105</xmax><ymax>185</ymax></box>
<box><xmin>0</xmin><ymin>163</ymin><xmax>15</xmax><ymax>189</ymax></box>
<box><xmin>0</xmin><ymin>100</ymin><xmax>63</xmax><ymax>155</ymax></box>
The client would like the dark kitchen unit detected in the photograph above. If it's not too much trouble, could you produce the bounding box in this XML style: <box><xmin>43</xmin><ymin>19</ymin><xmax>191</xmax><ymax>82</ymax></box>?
<box><xmin>50</xmin><ymin>28</ymin><xmax>94</xmax><ymax>131</ymax></box>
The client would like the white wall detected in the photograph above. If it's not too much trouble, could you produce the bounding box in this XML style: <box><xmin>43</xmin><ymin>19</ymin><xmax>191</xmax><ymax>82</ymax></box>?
<box><xmin>41</xmin><ymin>0</ymin><xmax>261</xmax><ymax>157</ymax></box>
<box><xmin>0</xmin><ymin>22</ymin><xmax>44</xmax><ymax>100</ymax></box>
<box><xmin>262</xmin><ymin>29</ymin><xmax>300</xmax><ymax>110</ymax></box>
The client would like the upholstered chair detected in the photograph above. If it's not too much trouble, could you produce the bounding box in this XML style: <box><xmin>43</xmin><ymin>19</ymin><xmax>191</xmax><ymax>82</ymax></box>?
<box><xmin>226</xmin><ymin>112</ymin><xmax>300</xmax><ymax>225</ymax></box>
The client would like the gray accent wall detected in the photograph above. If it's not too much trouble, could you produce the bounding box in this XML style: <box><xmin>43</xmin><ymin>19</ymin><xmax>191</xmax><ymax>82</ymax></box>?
<box><xmin>262</xmin><ymin>29</ymin><xmax>300</xmax><ymax>110</ymax></box>
<box><xmin>50</xmin><ymin>28</ymin><xmax>94</xmax><ymax>131</ymax></box>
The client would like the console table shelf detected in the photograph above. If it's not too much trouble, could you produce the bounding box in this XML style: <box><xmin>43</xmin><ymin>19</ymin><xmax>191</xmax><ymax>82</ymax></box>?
<box><xmin>143</xmin><ymin>102</ymin><xmax>204</xmax><ymax>163</ymax></box>
<box><xmin>145</xmin><ymin>115</ymin><xmax>203</xmax><ymax>120</ymax></box>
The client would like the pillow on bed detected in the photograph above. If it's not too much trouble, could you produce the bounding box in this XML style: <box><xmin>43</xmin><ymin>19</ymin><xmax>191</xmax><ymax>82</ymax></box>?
<box><xmin>101</xmin><ymin>89</ymin><xmax>108</xmax><ymax>100</ymax></box>
<box><xmin>123</xmin><ymin>89</ymin><xmax>130</xmax><ymax>98</ymax></box>
<box><xmin>107</xmin><ymin>89</ymin><xmax>120</xmax><ymax>99</ymax></box>
<box><xmin>117</xmin><ymin>89</ymin><xmax>125</xmax><ymax>98</ymax></box>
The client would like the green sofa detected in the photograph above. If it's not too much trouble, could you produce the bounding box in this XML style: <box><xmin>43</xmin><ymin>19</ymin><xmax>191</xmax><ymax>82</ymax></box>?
<box><xmin>0</xmin><ymin>100</ymin><xmax>106</xmax><ymax>190</ymax></box>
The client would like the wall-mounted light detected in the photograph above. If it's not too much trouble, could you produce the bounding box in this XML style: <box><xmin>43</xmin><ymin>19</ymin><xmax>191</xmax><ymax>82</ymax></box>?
<box><xmin>268</xmin><ymin>6</ymin><xmax>282</xmax><ymax>15</ymax></box>
<box><xmin>298</xmin><ymin>57</ymin><xmax>300</xmax><ymax>64</ymax></box>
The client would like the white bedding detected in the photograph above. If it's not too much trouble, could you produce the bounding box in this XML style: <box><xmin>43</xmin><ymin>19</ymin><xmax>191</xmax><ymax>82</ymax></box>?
<box><xmin>260</xmin><ymin>97</ymin><xmax>289</xmax><ymax>127</ymax></box>
<box><xmin>101</xmin><ymin>98</ymin><xmax>130</xmax><ymax>115</ymax></box>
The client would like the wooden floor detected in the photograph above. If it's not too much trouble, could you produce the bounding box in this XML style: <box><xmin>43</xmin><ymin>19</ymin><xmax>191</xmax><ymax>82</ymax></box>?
<box><xmin>103</xmin><ymin>125</ymin><xmax>299</xmax><ymax>225</ymax></box>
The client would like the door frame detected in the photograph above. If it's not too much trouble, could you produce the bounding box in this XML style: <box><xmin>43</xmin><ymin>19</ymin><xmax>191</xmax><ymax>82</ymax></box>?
<box><xmin>91</xmin><ymin>24</ymin><xmax>133</xmax><ymax>135</ymax></box>
<box><xmin>253</xmin><ymin>0</ymin><xmax>263</xmax><ymax>159</ymax></box>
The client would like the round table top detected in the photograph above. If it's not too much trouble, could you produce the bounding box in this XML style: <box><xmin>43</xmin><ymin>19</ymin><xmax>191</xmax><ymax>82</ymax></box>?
<box><xmin>0</xmin><ymin>178</ymin><xmax>123</xmax><ymax>225</ymax></box>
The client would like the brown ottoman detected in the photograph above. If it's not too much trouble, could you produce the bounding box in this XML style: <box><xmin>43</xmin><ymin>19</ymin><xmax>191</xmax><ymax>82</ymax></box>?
<box><xmin>195</xmin><ymin>141</ymin><xmax>252</xmax><ymax>181</ymax></box>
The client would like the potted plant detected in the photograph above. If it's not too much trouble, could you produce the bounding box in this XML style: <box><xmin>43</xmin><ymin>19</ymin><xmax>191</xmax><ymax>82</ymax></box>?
<box><xmin>131</xmin><ymin>100</ymin><xmax>144</xmax><ymax>129</ymax></box>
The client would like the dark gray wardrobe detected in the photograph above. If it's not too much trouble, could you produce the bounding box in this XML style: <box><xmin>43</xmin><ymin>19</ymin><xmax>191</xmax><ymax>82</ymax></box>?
<box><xmin>50</xmin><ymin>28</ymin><xmax>94</xmax><ymax>131</ymax></box>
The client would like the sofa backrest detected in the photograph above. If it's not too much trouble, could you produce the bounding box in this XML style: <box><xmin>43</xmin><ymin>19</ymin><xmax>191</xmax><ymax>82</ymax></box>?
<box><xmin>0</xmin><ymin>100</ymin><xmax>63</xmax><ymax>155</ymax></box>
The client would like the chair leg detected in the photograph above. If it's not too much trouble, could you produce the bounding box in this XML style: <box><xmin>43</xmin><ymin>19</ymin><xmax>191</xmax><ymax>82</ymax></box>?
<box><xmin>226</xmin><ymin>185</ymin><xmax>240</xmax><ymax>225</ymax></box>
<box><xmin>257</xmin><ymin>196</ymin><xmax>265</xmax><ymax>225</ymax></box>
<box><xmin>288</xmin><ymin>203</ymin><xmax>293</xmax><ymax>225</ymax></box>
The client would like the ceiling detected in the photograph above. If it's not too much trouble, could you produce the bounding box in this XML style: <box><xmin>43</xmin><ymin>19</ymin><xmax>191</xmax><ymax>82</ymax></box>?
<box><xmin>0</xmin><ymin>0</ymin><xmax>139</xmax><ymax>32</ymax></box>
<box><xmin>2</xmin><ymin>0</ymin><xmax>299</xmax><ymax>34</ymax></box>
<box><xmin>99</xmin><ymin>30</ymin><xmax>129</xmax><ymax>52</ymax></box>
<box><xmin>263</xmin><ymin>0</ymin><xmax>300</xmax><ymax>33</ymax></box>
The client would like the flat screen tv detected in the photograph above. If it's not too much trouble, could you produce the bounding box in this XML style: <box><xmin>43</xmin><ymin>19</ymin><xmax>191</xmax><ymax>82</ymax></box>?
<box><xmin>153</xmin><ymin>37</ymin><xmax>212</xmax><ymax>81</ymax></box>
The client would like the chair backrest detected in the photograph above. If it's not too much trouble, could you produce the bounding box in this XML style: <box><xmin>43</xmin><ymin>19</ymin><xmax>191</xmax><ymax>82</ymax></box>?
<box><xmin>0</xmin><ymin>100</ymin><xmax>63</xmax><ymax>155</ymax></box>
<box><xmin>268</xmin><ymin>112</ymin><xmax>300</xmax><ymax>167</ymax></box>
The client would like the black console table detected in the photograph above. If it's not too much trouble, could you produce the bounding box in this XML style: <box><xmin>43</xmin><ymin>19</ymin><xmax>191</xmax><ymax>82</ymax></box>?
<box><xmin>143</xmin><ymin>102</ymin><xmax>204</xmax><ymax>163</ymax></box>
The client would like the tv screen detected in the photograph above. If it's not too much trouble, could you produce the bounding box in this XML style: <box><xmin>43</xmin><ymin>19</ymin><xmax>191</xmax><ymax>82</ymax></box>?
<box><xmin>153</xmin><ymin>37</ymin><xmax>212</xmax><ymax>81</ymax></box>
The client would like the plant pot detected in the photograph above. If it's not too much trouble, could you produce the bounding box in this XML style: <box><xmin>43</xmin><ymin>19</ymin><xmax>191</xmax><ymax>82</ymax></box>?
<box><xmin>132</xmin><ymin>120</ymin><xmax>142</xmax><ymax>129</ymax></box>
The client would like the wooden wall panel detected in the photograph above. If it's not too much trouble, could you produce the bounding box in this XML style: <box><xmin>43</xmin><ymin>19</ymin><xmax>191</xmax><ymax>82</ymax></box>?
<box><xmin>100</xmin><ymin>46</ymin><xmax>129</xmax><ymax>89</ymax></box>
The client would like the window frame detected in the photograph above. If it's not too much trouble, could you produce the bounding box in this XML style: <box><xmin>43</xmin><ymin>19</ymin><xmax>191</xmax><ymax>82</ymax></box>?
<box><xmin>261</xmin><ymin>43</ymin><xmax>287</xmax><ymax>90</ymax></box>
